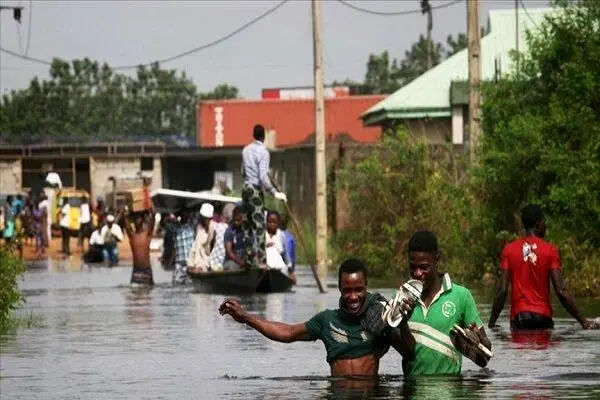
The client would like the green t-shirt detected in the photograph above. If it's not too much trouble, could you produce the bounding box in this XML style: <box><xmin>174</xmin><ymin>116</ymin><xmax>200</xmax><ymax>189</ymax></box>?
<box><xmin>305</xmin><ymin>308</ymin><xmax>388</xmax><ymax>363</ymax></box>
<box><xmin>403</xmin><ymin>273</ymin><xmax>483</xmax><ymax>376</ymax></box>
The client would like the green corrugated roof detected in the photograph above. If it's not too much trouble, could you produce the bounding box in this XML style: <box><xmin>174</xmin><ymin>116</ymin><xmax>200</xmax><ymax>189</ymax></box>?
<box><xmin>361</xmin><ymin>7</ymin><xmax>554</xmax><ymax>124</ymax></box>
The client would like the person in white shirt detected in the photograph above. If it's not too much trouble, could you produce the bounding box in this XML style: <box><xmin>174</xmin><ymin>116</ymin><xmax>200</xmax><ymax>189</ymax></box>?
<box><xmin>100</xmin><ymin>214</ymin><xmax>123</xmax><ymax>266</ymax></box>
<box><xmin>59</xmin><ymin>200</ymin><xmax>71</xmax><ymax>255</ymax></box>
<box><xmin>45</xmin><ymin>171</ymin><xmax>62</xmax><ymax>188</ymax></box>
<box><xmin>264</xmin><ymin>211</ymin><xmax>294</xmax><ymax>282</ymax></box>
<box><xmin>78</xmin><ymin>197</ymin><xmax>92</xmax><ymax>252</ymax></box>
<box><xmin>84</xmin><ymin>225</ymin><xmax>105</xmax><ymax>263</ymax></box>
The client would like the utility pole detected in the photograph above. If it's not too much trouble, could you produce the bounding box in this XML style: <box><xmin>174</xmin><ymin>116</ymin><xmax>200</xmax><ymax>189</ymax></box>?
<box><xmin>467</xmin><ymin>0</ymin><xmax>482</xmax><ymax>164</ymax></box>
<box><xmin>312</xmin><ymin>0</ymin><xmax>328</xmax><ymax>285</ymax></box>
<box><xmin>421</xmin><ymin>0</ymin><xmax>433</xmax><ymax>70</ymax></box>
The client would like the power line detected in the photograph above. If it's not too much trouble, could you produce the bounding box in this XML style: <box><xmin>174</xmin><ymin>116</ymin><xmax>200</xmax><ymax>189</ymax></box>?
<box><xmin>335</xmin><ymin>0</ymin><xmax>463</xmax><ymax>16</ymax></box>
<box><xmin>0</xmin><ymin>0</ymin><xmax>289</xmax><ymax>70</ymax></box>
<box><xmin>16</xmin><ymin>0</ymin><xmax>33</xmax><ymax>56</ymax></box>
<box><xmin>518</xmin><ymin>0</ymin><xmax>539</xmax><ymax>28</ymax></box>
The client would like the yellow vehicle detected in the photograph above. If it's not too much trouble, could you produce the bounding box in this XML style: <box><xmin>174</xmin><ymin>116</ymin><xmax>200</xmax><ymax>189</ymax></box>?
<box><xmin>52</xmin><ymin>188</ymin><xmax>90</xmax><ymax>233</ymax></box>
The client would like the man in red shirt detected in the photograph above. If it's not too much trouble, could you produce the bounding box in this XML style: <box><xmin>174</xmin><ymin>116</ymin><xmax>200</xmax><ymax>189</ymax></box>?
<box><xmin>488</xmin><ymin>204</ymin><xmax>597</xmax><ymax>330</ymax></box>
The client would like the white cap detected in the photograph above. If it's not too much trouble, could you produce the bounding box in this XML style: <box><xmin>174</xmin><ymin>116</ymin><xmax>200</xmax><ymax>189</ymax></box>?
<box><xmin>199</xmin><ymin>203</ymin><xmax>214</xmax><ymax>219</ymax></box>
<box><xmin>106</xmin><ymin>215</ymin><xmax>115</xmax><ymax>223</ymax></box>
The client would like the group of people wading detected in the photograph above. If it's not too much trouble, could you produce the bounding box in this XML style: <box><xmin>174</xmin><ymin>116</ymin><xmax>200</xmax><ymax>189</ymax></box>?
<box><xmin>220</xmin><ymin>206</ymin><xmax>599</xmax><ymax>379</ymax></box>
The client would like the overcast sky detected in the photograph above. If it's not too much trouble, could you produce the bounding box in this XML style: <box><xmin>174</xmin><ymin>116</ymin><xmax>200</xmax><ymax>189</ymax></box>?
<box><xmin>0</xmin><ymin>0</ymin><xmax>551</xmax><ymax>99</ymax></box>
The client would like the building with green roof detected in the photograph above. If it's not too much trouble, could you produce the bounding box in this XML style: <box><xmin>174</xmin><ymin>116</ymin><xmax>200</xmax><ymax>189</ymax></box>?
<box><xmin>360</xmin><ymin>7</ymin><xmax>553</xmax><ymax>147</ymax></box>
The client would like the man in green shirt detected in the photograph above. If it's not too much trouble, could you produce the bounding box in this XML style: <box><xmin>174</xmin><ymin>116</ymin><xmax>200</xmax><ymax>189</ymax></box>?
<box><xmin>218</xmin><ymin>258</ymin><xmax>415</xmax><ymax>377</ymax></box>
<box><xmin>400</xmin><ymin>231</ymin><xmax>492</xmax><ymax>376</ymax></box>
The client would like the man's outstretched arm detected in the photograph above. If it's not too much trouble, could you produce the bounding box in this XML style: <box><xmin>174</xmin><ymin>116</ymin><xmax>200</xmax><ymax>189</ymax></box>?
<box><xmin>219</xmin><ymin>299</ymin><xmax>312</xmax><ymax>343</ymax></box>
<box><xmin>550</xmin><ymin>269</ymin><xmax>592</xmax><ymax>329</ymax></box>
<box><xmin>488</xmin><ymin>269</ymin><xmax>510</xmax><ymax>328</ymax></box>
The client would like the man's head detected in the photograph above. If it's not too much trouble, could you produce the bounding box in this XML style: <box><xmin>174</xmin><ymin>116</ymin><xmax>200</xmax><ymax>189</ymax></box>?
<box><xmin>6</xmin><ymin>195</ymin><xmax>13</xmax><ymax>205</ymax></box>
<box><xmin>106</xmin><ymin>214</ymin><xmax>115</xmax><ymax>227</ymax></box>
<box><xmin>521</xmin><ymin>204</ymin><xmax>546</xmax><ymax>238</ymax></box>
<box><xmin>231</xmin><ymin>206</ymin><xmax>243</xmax><ymax>229</ymax></box>
<box><xmin>408</xmin><ymin>231</ymin><xmax>440</xmax><ymax>293</ymax></box>
<box><xmin>338</xmin><ymin>258</ymin><xmax>368</xmax><ymax>315</ymax></box>
<box><xmin>253</xmin><ymin>124</ymin><xmax>265</xmax><ymax>142</ymax></box>
<box><xmin>82</xmin><ymin>196</ymin><xmax>88</xmax><ymax>204</ymax></box>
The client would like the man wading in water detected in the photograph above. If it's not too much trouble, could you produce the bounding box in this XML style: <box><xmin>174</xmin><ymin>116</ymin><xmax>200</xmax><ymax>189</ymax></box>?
<box><xmin>219</xmin><ymin>259</ymin><xmax>415</xmax><ymax>377</ymax></box>
<box><xmin>124</xmin><ymin>208</ymin><xmax>156</xmax><ymax>285</ymax></box>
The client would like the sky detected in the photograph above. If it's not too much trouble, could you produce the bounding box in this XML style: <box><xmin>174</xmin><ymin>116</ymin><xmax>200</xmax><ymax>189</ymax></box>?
<box><xmin>0</xmin><ymin>0</ymin><xmax>551</xmax><ymax>99</ymax></box>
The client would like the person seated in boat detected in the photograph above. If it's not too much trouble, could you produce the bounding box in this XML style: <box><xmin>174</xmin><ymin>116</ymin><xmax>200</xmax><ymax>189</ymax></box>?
<box><xmin>265</xmin><ymin>211</ymin><xmax>296</xmax><ymax>284</ymax></box>
<box><xmin>186</xmin><ymin>203</ymin><xmax>216</xmax><ymax>274</ymax></box>
<box><xmin>101</xmin><ymin>214</ymin><xmax>124</xmax><ymax>267</ymax></box>
<box><xmin>223</xmin><ymin>206</ymin><xmax>246</xmax><ymax>271</ymax></box>
<box><xmin>219</xmin><ymin>258</ymin><xmax>416</xmax><ymax>378</ymax></box>
<box><xmin>123</xmin><ymin>208</ymin><xmax>155</xmax><ymax>285</ymax></box>
<box><xmin>279</xmin><ymin>213</ymin><xmax>297</xmax><ymax>281</ymax></box>
<box><xmin>171</xmin><ymin>208</ymin><xmax>195</xmax><ymax>285</ymax></box>
<box><xmin>209</xmin><ymin>203</ymin><xmax>230</xmax><ymax>271</ymax></box>
<box><xmin>83</xmin><ymin>224</ymin><xmax>105</xmax><ymax>263</ymax></box>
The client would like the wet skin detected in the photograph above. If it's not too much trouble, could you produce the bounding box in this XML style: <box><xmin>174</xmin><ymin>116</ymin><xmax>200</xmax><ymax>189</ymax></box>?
<box><xmin>219</xmin><ymin>271</ymin><xmax>384</xmax><ymax>377</ymax></box>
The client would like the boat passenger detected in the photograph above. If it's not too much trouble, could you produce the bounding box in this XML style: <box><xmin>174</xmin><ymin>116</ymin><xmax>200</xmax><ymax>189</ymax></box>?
<box><xmin>219</xmin><ymin>258</ymin><xmax>415</xmax><ymax>377</ymax></box>
<box><xmin>171</xmin><ymin>208</ymin><xmax>195</xmax><ymax>284</ymax></box>
<box><xmin>241</xmin><ymin>124</ymin><xmax>287</xmax><ymax>269</ymax></box>
<box><xmin>223</xmin><ymin>206</ymin><xmax>245</xmax><ymax>271</ymax></box>
<box><xmin>187</xmin><ymin>203</ymin><xmax>215</xmax><ymax>274</ymax></box>
<box><xmin>209</xmin><ymin>203</ymin><xmax>229</xmax><ymax>271</ymax></box>
<box><xmin>488</xmin><ymin>204</ymin><xmax>599</xmax><ymax>330</ymax></box>
<box><xmin>279</xmin><ymin>214</ymin><xmax>297</xmax><ymax>283</ymax></box>
<box><xmin>264</xmin><ymin>211</ymin><xmax>296</xmax><ymax>284</ymax></box>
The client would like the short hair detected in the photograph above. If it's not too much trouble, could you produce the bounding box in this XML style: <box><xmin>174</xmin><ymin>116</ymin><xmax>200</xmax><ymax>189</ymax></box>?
<box><xmin>338</xmin><ymin>258</ymin><xmax>368</xmax><ymax>287</ymax></box>
<box><xmin>521</xmin><ymin>204</ymin><xmax>544</xmax><ymax>230</ymax></box>
<box><xmin>408</xmin><ymin>231</ymin><xmax>439</xmax><ymax>255</ymax></box>
<box><xmin>266</xmin><ymin>210</ymin><xmax>280</xmax><ymax>221</ymax></box>
<box><xmin>253</xmin><ymin>124</ymin><xmax>265</xmax><ymax>141</ymax></box>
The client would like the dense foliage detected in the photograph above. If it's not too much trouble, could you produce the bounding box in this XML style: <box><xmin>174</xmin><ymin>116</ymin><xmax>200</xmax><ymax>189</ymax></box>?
<box><xmin>334</xmin><ymin>0</ymin><xmax>600</xmax><ymax>296</ymax></box>
<box><xmin>0</xmin><ymin>59</ymin><xmax>238</xmax><ymax>140</ymax></box>
<box><xmin>0</xmin><ymin>247</ymin><xmax>25</xmax><ymax>333</ymax></box>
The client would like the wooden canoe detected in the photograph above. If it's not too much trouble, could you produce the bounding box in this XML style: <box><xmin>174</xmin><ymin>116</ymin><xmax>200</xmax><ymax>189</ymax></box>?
<box><xmin>187</xmin><ymin>268</ymin><xmax>294</xmax><ymax>294</ymax></box>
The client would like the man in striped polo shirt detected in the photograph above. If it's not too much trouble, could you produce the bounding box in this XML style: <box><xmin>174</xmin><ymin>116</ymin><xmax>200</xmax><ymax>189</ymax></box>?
<box><xmin>402</xmin><ymin>231</ymin><xmax>492</xmax><ymax>376</ymax></box>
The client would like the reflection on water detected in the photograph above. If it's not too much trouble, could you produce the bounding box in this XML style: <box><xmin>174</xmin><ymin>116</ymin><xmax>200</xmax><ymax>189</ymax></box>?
<box><xmin>1</xmin><ymin>261</ymin><xmax>600</xmax><ymax>399</ymax></box>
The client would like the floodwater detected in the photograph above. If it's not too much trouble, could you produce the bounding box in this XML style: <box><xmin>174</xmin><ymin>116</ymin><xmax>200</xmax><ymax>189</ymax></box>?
<box><xmin>1</xmin><ymin>259</ymin><xmax>600</xmax><ymax>400</ymax></box>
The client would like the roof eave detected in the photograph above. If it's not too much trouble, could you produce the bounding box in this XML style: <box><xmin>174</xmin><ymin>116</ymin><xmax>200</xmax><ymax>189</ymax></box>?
<box><xmin>362</xmin><ymin>108</ymin><xmax>451</xmax><ymax>126</ymax></box>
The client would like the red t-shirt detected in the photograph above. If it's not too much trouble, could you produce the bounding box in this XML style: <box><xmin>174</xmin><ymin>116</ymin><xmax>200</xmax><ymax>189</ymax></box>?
<box><xmin>500</xmin><ymin>236</ymin><xmax>561</xmax><ymax>319</ymax></box>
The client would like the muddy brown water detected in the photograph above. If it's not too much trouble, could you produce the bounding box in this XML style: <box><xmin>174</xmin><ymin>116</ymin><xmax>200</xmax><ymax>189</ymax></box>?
<box><xmin>1</xmin><ymin>260</ymin><xmax>599</xmax><ymax>399</ymax></box>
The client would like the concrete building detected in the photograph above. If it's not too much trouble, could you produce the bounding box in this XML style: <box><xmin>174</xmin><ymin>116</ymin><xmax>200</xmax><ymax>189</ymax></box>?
<box><xmin>360</xmin><ymin>8</ymin><xmax>553</xmax><ymax>147</ymax></box>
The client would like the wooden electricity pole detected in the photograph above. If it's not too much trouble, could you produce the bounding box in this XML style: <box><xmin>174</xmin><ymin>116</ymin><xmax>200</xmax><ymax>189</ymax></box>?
<box><xmin>467</xmin><ymin>0</ymin><xmax>482</xmax><ymax>164</ymax></box>
<box><xmin>312</xmin><ymin>0</ymin><xmax>328</xmax><ymax>286</ymax></box>
<box><xmin>421</xmin><ymin>1</ymin><xmax>433</xmax><ymax>70</ymax></box>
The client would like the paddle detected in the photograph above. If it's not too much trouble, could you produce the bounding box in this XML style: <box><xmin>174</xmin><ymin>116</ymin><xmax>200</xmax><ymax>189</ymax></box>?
<box><xmin>269</xmin><ymin>174</ymin><xmax>326</xmax><ymax>293</ymax></box>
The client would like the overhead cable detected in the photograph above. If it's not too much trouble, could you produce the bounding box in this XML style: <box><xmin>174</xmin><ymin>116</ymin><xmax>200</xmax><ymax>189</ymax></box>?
<box><xmin>518</xmin><ymin>0</ymin><xmax>539</xmax><ymax>28</ymax></box>
<box><xmin>16</xmin><ymin>0</ymin><xmax>33</xmax><ymax>56</ymax></box>
<box><xmin>0</xmin><ymin>0</ymin><xmax>289</xmax><ymax>69</ymax></box>
<box><xmin>335</xmin><ymin>0</ymin><xmax>463</xmax><ymax>16</ymax></box>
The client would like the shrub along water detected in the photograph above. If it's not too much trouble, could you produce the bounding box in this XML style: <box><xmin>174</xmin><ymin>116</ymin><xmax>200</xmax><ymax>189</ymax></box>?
<box><xmin>0</xmin><ymin>246</ymin><xmax>25</xmax><ymax>333</ymax></box>
<box><xmin>331</xmin><ymin>0</ymin><xmax>600</xmax><ymax>297</ymax></box>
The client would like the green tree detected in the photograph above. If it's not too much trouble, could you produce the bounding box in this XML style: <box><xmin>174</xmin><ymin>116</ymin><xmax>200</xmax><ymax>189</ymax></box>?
<box><xmin>478</xmin><ymin>0</ymin><xmax>600</xmax><ymax>246</ymax></box>
<box><xmin>445</xmin><ymin>33</ymin><xmax>467</xmax><ymax>58</ymax></box>
<box><xmin>0</xmin><ymin>247</ymin><xmax>25</xmax><ymax>333</ymax></box>
<box><xmin>0</xmin><ymin>60</ymin><xmax>239</xmax><ymax>140</ymax></box>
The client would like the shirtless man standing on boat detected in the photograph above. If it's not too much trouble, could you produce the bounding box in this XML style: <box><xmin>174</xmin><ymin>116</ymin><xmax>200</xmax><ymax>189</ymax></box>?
<box><xmin>124</xmin><ymin>208</ymin><xmax>156</xmax><ymax>286</ymax></box>
<box><xmin>219</xmin><ymin>258</ymin><xmax>415</xmax><ymax>378</ymax></box>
